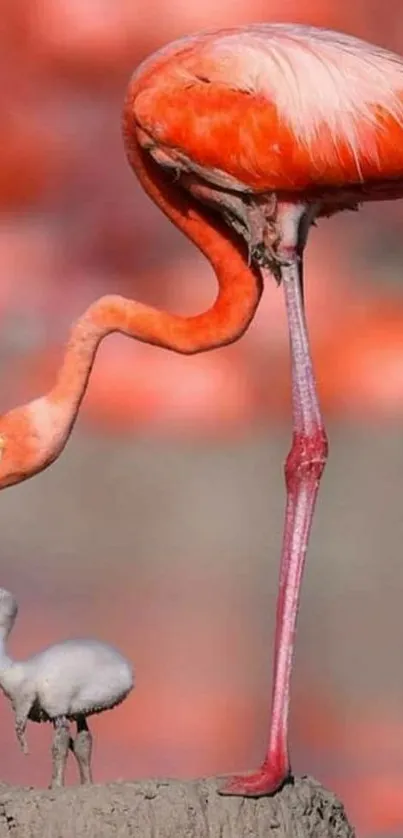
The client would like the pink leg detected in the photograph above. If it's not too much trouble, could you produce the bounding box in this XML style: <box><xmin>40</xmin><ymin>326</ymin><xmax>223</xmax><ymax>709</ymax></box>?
<box><xmin>220</xmin><ymin>203</ymin><xmax>328</xmax><ymax>797</ymax></box>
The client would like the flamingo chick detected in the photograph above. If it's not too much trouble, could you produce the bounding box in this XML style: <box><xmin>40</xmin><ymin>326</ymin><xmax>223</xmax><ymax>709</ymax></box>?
<box><xmin>0</xmin><ymin>589</ymin><xmax>133</xmax><ymax>788</ymax></box>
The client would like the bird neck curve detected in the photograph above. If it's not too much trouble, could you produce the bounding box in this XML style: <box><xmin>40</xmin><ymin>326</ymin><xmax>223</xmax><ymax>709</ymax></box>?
<box><xmin>22</xmin><ymin>100</ymin><xmax>266</xmax><ymax>469</ymax></box>
<box><xmin>0</xmin><ymin>656</ymin><xmax>26</xmax><ymax>703</ymax></box>
<box><xmin>0</xmin><ymin>633</ymin><xmax>13</xmax><ymax>674</ymax></box>
<box><xmin>0</xmin><ymin>647</ymin><xmax>13</xmax><ymax>671</ymax></box>
<box><xmin>122</xmin><ymin>91</ymin><xmax>263</xmax><ymax>351</ymax></box>
<box><xmin>43</xmin><ymin>317</ymin><xmax>105</xmax><ymax>455</ymax></box>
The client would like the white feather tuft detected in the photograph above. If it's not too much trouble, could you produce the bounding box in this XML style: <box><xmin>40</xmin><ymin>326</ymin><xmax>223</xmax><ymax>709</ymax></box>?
<box><xmin>202</xmin><ymin>25</ymin><xmax>403</xmax><ymax>177</ymax></box>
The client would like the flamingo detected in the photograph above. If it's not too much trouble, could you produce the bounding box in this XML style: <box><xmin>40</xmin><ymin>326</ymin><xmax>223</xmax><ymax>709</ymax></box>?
<box><xmin>0</xmin><ymin>588</ymin><xmax>133</xmax><ymax>788</ymax></box>
<box><xmin>0</xmin><ymin>23</ymin><xmax>402</xmax><ymax>796</ymax></box>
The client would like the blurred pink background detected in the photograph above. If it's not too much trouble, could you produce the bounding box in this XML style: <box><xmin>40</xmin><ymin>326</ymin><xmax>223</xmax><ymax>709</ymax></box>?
<box><xmin>1</xmin><ymin>2</ymin><xmax>403</xmax><ymax>836</ymax></box>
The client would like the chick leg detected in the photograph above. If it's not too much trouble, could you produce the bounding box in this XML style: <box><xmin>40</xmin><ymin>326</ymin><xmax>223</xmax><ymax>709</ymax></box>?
<box><xmin>72</xmin><ymin>716</ymin><xmax>93</xmax><ymax>784</ymax></box>
<box><xmin>50</xmin><ymin>716</ymin><xmax>70</xmax><ymax>789</ymax></box>
<box><xmin>14</xmin><ymin>694</ymin><xmax>33</xmax><ymax>755</ymax></box>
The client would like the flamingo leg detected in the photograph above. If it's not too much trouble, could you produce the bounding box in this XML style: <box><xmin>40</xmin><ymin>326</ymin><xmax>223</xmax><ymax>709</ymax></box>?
<box><xmin>72</xmin><ymin>716</ymin><xmax>93</xmax><ymax>784</ymax></box>
<box><xmin>220</xmin><ymin>203</ymin><xmax>328</xmax><ymax>797</ymax></box>
<box><xmin>50</xmin><ymin>716</ymin><xmax>70</xmax><ymax>789</ymax></box>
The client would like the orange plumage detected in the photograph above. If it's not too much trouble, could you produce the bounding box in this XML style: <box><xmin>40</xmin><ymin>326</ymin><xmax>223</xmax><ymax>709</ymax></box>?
<box><xmin>130</xmin><ymin>25</ymin><xmax>403</xmax><ymax>196</ymax></box>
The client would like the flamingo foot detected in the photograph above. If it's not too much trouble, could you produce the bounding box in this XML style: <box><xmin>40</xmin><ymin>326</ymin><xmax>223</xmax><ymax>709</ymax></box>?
<box><xmin>219</xmin><ymin>765</ymin><xmax>292</xmax><ymax>798</ymax></box>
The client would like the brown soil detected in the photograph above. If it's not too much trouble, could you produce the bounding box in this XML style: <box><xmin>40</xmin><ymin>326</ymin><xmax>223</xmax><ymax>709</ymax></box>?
<box><xmin>0</xmin><ymin>775</ymin><xmax>354</xmax><ymax>837</ymax></box>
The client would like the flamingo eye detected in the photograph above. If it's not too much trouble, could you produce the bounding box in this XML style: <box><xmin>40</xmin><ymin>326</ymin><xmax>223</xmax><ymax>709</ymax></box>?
<box><xmin>0</xmin><ymin>436</ymin><xmax>6</xmax><ymax>460</ymax></box>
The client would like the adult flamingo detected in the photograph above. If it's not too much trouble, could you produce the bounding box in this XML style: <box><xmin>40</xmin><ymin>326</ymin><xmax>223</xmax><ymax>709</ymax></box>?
<box><xmin>0</xmin><ymin>24</ymin><xmax>403</xmax><ymax>796</ymax></box>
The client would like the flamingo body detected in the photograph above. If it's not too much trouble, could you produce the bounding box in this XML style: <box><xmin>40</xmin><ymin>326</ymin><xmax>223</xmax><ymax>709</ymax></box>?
<box><xmin>131</xmin><ymin>24</ymin><xmax>403</xmax><ymax>198</ymax></box>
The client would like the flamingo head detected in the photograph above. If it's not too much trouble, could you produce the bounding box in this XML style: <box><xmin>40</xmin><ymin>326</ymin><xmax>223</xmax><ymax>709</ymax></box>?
<box><xmin>0</xmin><ymin>402</ymin><xmax>53</xmax><ymax>490</ymax></box>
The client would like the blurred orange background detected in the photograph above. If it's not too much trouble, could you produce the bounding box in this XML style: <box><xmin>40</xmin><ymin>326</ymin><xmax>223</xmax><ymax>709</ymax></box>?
<box><xmin>1</xmin><ymin>2</ymin><xmax>403</xmax><ymax>835</ymax></box>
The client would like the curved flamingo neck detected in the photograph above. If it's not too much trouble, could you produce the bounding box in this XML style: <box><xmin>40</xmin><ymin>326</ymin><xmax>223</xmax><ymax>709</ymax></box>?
<box><xmin>122</xmin><ymin>88</ymin><xmax>263</xmax><ymax>347</ymax></box>
<box><xmin>44</xmin><ymin>269</ymin><xmax>258</xmax><ymax>459</ymax></box>
<box><xmin>39</xmin><ymin>99</ymin><xmax>264</xmax><ymax>463</ymax></box>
